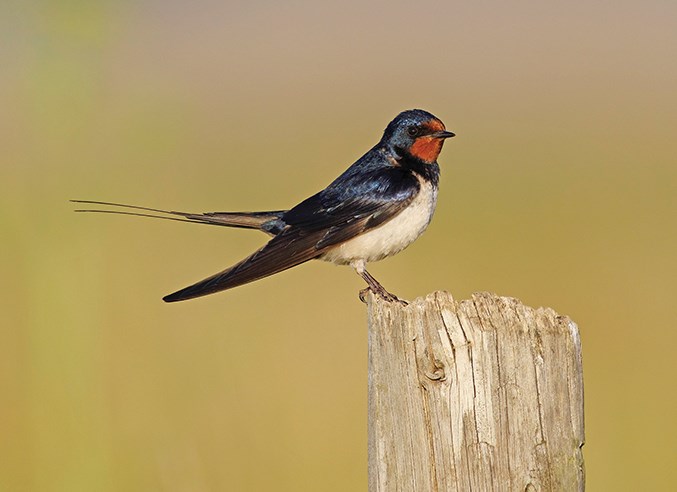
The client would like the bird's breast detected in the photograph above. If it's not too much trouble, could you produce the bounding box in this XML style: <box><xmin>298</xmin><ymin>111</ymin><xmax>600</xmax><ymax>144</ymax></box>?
<box><xmin>320</xmin><ymin>177</ymin><xmax>438</xmax><ymax>265</ymax></box>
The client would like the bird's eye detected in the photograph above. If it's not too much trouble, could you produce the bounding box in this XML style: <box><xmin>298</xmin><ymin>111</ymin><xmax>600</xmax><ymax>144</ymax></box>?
<box><xmin>407</xmin><ymin>126</ymin><xmax>420</xmax><ymax>137</ymax></box>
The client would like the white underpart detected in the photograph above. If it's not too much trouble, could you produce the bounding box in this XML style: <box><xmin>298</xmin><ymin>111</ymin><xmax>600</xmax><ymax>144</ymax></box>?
<box><xmin>320</xmin><ymin>176</ymin><xmax>437</xmax><ymax>266</ymax></box>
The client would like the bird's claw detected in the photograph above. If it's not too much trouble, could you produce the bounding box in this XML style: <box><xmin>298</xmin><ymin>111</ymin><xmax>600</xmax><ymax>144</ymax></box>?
<box><xmin>359</xmin><ymin>287</ymin><xmax>408</xmax><ymax>306</ymax></box>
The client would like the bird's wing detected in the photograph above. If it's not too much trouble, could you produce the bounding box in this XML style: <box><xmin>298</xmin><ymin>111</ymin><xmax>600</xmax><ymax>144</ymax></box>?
<box><xmin>163</xmin><ymin>167</ymin><xmax>419</xmax><ymax>302</ymax></box>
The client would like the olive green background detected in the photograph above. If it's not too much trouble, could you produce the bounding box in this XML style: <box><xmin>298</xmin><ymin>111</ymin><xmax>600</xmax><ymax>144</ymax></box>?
<box><xmin>2</xmin><ymin>1</ymin><xmax>675</xmax><ymax>490</ymax></box>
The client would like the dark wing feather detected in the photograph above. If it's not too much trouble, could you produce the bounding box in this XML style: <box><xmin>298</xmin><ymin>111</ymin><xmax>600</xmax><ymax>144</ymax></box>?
<box><xmin>163</xmin><ymin>226</ymin><xmax>326</xmax><ymax>302</ymax></box>
<box><xmin>163</xmin><ymin>167</ymin><xmax>419</xmax><ymax>302</ymax></box>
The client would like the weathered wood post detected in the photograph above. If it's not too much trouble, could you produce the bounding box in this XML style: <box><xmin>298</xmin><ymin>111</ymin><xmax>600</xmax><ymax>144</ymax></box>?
<box><xmin>367</xmin><ymin>291</ymin><xmax>584</xmax><ymax>491</ymax></box>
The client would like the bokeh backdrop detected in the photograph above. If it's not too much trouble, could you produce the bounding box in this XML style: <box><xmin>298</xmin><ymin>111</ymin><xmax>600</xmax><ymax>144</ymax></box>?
<box><xmin>2</xmin><ymin>1</ymin><xmax>676</xmax><ymax>490</ymax></box>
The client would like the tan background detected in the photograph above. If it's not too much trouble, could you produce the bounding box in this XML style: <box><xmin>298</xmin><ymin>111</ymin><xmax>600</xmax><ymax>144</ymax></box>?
<box><xmin>2</xmin><ymin>1</ymin><xmax>676</xmax><ymax>490</ymax></box>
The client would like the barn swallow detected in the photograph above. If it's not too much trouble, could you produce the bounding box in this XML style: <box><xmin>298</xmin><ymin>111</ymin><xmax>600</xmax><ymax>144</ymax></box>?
<box><xmin>73</xmin><ymin>109</ymin><xmax>454</xmax><ymax>303</ymax></box>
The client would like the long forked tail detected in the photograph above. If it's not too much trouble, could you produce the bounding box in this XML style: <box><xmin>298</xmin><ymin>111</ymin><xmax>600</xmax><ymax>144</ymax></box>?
<box><xmin>71</xmin><ymin>200</ymin><xmax>287</xmax><ymax>235</ymax></box>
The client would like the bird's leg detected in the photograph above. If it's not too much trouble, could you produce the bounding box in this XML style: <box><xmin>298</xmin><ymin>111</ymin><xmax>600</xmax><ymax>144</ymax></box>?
<box><xmin>351</xmin><ymin>260</ymin><xmax>407</xmax><ymax>305</ymax></box>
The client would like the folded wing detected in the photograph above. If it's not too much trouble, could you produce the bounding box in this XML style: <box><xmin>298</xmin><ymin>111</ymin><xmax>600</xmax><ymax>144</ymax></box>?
<box><xmin>163</xmin><ymin>166</ymin><xmax>419</xmax><ymax>302</ymax></box>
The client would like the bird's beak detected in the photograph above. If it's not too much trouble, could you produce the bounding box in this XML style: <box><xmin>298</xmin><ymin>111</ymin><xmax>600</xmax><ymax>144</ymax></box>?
<box><xmin>430</xmin><ymin>130</ymin><xmax>455</xmax><ymax>139</ymax></box>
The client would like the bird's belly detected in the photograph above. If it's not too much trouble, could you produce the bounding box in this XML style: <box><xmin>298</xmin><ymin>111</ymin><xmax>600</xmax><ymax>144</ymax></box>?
<box><xmin>320</xmin><ymin>179</ymin><xmax>437</xmax><ymax>265</ymax></box>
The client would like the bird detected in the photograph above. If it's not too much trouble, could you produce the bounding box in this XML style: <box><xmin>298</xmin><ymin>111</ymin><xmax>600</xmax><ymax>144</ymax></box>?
<box><xmin>73</xmin><ymin>109</ymin><xmax>454</xmax><ymax>304</ymax></box>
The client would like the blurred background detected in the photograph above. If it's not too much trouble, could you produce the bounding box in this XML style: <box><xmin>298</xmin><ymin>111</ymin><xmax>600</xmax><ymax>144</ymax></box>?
<box><xmin>1</xmin><ymin>0</ymin><xmax>676</xmax><ymax>490</ymax></box>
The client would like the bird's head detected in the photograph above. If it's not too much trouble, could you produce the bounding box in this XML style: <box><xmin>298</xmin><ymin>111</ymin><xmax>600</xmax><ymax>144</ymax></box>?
<box><xmin>381</xmin><ymin>109</ymin><xmax>455</xmax><ymax>163</ymax></box>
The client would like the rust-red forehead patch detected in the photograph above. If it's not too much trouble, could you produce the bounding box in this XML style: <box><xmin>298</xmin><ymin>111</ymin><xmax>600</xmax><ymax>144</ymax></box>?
<box><xmin>409</xmin><ymin>119</ymin><xmax>446</xmax><ymax>162</ymax></box>
<box><xmin>424</xmin><ymin>119</ymin><xmax>445</xmax><ymax>133</ymax></box>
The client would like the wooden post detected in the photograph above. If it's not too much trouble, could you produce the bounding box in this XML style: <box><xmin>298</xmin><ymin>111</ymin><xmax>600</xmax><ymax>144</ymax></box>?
<box><xmin>367</xmin><ymin>291</ymin><xmax>584</xmax><ymax>491</ymax></box>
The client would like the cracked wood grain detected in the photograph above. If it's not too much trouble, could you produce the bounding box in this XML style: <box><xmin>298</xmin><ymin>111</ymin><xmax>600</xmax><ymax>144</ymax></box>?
<box><xmin>367</xmin><ymin>291</ymin><xmax>584</xmax><ymax>492</ymax></box>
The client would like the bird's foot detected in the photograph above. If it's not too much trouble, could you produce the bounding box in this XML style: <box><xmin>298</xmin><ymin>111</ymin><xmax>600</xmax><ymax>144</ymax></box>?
<box><xmin>359</xmin><ymin>286</ymin><xmax>408</xmax><ymax>306</ymax></box>
<box><xmin>354</xmin><ymin>263</ymin><xmax>408</xmax><ymax>305</ymax></box>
